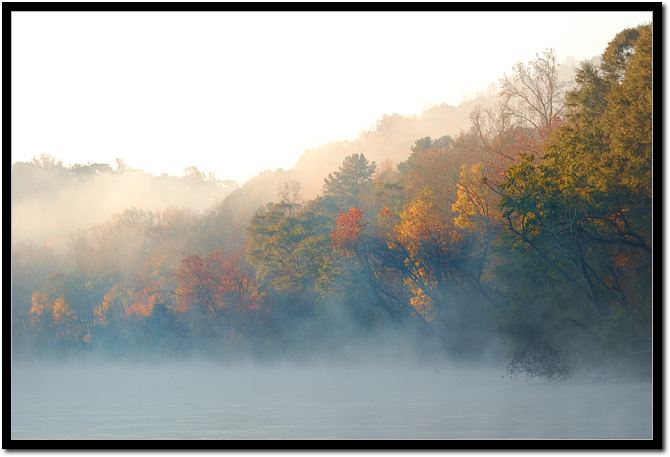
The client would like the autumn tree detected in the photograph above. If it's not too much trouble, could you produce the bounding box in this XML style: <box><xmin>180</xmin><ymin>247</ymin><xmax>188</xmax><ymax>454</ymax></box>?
<box><xmin>331</xmin><ymin>207</ymin><xmax>365</xmax><ymax>254</ymax></box>
<box><xmin>28</xmin><ymin>273</ymin><xmax>82</xmax><ymax>348</ymax></box>
<box><xmin>498</xmin><ymin>25</ymin><xmax>652</xmax><ymax>377</ymax></box>
<box><xmin>397</xmin><ymin>136</ymin><xmax>454</xmax><ymax>201</ymax></box>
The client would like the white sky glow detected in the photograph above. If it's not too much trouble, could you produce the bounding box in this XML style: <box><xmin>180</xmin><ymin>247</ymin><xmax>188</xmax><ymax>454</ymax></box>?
<box><xmin>11</xmin><ymin>11</ymin><xmax>652</xmax><ymax>182</ymax></box>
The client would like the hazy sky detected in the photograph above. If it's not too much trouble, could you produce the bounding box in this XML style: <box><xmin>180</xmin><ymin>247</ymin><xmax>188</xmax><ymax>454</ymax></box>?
<box><xmin>11</xmin><ymin>11</ymin><xmax>651</xmax><ymax>183</ymax></box>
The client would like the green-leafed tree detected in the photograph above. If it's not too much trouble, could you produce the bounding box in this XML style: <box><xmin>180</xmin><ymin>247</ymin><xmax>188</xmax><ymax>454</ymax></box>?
<box><xmin>498</xmin><ymin>24</ymin><xmax>652</xmax><ymax>378</ymax></box>
<box><xmin>323</xmin><ymin>153</ymin><xmax>377</xmax><ymax>210</ymax></box>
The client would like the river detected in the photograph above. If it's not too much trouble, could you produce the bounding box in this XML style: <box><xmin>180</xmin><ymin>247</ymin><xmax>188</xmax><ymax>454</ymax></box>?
<box><xmin>10</xmin><ymin>363</ymin><xmax>652</xmax><ymax>440</ymax></box>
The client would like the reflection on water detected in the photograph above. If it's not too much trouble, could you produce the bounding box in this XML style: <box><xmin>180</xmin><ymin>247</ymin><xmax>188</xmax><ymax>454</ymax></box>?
<box><xmin>11</xmin><ymin>364</ymin><xmax>652</xmax><ymax>440</ymax></box>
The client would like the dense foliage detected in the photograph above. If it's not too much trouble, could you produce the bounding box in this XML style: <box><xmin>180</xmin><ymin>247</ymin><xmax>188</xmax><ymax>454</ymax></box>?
<box><xmin>11</xmin><ymin>26</ymin><xmax>653</xmax><ymax>379</ymax></box>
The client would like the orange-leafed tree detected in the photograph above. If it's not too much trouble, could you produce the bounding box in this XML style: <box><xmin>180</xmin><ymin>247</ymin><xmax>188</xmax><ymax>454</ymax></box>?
<box><xmin>176</xmin><ymin>251</ymin><xmax>260</xmax><ymax>321</ymax></box>
<box><xmin>332</xmin><ymin>207</ymin><xmax>365</xmax><ymax>254</ymax></box>
<box><xmin>29</xmin><ymin>288</ymin><xmax>81</xmax><ymax>344</ymax></box>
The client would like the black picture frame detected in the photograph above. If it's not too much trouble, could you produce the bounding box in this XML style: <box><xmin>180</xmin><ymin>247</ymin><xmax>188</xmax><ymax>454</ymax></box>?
<box><xmin>3</xmin><ymin>1</ymin><xmax>662</xmax><ymax>450</ymax></box>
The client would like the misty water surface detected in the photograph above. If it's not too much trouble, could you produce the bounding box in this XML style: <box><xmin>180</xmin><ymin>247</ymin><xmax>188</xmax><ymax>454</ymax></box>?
<box><xmin>11</xmin><ymin>363</ymin><xmax>652</xmax><ymax>440</ymax></box>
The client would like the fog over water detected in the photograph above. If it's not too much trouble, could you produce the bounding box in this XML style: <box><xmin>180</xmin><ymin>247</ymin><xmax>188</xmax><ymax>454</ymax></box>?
<box><xmin>11</xmin><ymin>362</ymin><xmax>652</xmax><ymax>440</ymax></box>
<box><xmin>10</xmin><ymin>15</ymin><xmax>654</xmax><ymax>443</ymax></box>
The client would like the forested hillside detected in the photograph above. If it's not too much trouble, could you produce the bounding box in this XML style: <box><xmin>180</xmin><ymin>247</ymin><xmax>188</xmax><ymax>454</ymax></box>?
<box><xmin>11</xmin><ymin>26</ymin><xmax>652</xmax><ymax>380</ymax></box>
<box><xmin>11</xmin><ymin>158</ymin><xmax>236</xmax><ymax>248</ymax></box>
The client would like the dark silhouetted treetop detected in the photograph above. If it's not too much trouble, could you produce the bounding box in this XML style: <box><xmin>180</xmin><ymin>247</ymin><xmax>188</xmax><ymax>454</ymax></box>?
<box><xmin>322</xmin><ymin>153</ymin><xmax>376</xmax><ymax>210</ymax></box>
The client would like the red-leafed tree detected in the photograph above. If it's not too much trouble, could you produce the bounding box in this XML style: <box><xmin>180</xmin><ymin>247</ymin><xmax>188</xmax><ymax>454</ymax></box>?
<box><xmin>176</xmin><ymin>251</ymin><xmax>260</xmax><ymax>320</ymax></box>
<box><xmin>332</xmin><ymin>207</ymin><xmax>365</xmax><ymax>254</ymax></box>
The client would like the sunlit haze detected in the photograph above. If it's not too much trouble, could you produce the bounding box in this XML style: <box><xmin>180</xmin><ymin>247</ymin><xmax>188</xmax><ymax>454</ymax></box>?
<box><xmin>10</xmin><ymin>8</ymin><xmax>656</xmax><ymax>443</ymax></box>
<box><xmin>12</xmin><ymin>11</ymin><xmax>651</xmax><ymax>183</ymax></box>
